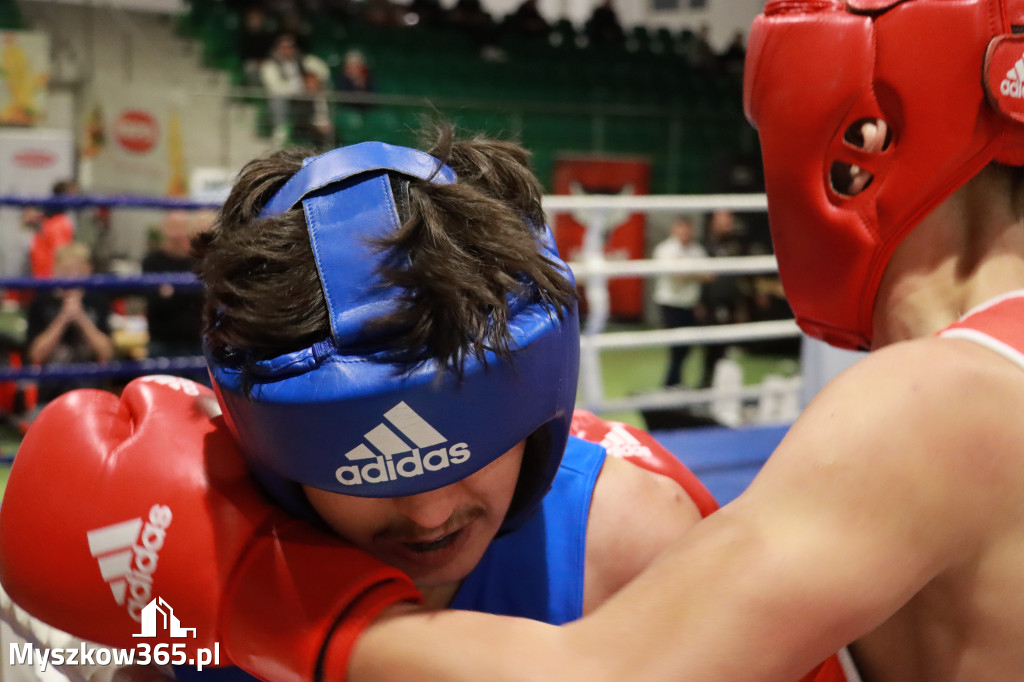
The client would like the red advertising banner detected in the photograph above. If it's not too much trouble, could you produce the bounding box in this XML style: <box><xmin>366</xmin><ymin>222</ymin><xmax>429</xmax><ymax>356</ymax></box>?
<box><xmin>552</xmin><ymin>155</ymin><xmax>651</xmax><ymax>320</ymax></box>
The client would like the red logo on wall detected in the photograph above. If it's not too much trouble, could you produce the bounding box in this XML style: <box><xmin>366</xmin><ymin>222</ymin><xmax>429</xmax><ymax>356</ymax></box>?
<box><xmin>114</xmin><ymin>110</ymin><xmax>159</xmax><ymax>153</ymax></box>
<box><xmin>13</xmin><ymin>149</ymin><xmax>56</xmax><ymax>169</ymax></box>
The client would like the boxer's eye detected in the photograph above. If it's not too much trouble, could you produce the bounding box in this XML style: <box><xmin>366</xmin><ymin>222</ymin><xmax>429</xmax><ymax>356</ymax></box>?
<box><xmin>830</xmin><ymin>118</ymin><xmax>890</xmax><ymax>196</ymax></box>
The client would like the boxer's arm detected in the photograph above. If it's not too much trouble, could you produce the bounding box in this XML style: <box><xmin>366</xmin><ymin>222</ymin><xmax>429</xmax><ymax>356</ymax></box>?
<box><xmin>576</xmin><ymin>335</ymin><xmax>1008</xmax><ymax>679</ymax></box>
<box><xmin>351</xmin><ymin>336</ymin><xmax>1005</xmax><ymax>681</ymax></box>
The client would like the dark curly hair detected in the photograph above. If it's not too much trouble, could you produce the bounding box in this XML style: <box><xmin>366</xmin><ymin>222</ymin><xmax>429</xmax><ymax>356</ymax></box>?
<box><xmin>193</xmin><ymin>123</ymin><xmax>577</xmax><ymax>376</ymax></box>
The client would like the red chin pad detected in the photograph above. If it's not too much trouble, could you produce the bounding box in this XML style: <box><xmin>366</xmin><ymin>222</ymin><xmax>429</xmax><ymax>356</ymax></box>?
<box><xmin>745</xmin><ymin>0</ymin><xmax>1024</xmax><ymax>350</ymax></box>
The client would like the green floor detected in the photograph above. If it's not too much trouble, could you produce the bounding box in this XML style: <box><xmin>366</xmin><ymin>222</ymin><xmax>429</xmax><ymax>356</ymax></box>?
<box><xmin>592</xmin><ymin>344</ymin><xmax>799</xmax><ymax>428</ymax></box>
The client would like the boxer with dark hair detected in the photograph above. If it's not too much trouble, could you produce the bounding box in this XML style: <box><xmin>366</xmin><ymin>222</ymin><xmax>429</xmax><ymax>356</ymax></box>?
<box><xmin>0</xmin><ymin>126</ymin><xmax>719</xmax><ymax>681</ymax></box>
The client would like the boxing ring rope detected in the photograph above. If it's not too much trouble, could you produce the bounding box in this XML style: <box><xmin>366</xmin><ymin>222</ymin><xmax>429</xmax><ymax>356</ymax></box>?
<box><xmin>542</xmin><ymin>192</ymin><xmax>801</xmax><ymax>417</ymax></box>
<box><xmin>0</xmin><ymin>192</ymin><xmax>798</xmax><ymax>455</ymax></box>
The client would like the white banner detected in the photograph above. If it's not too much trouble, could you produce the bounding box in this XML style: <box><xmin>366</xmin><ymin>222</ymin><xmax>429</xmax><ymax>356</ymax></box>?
<box><xmin>82</xmin><ymin>86</ymin><xmax>189</xmax><ymax>198</ymax></box>
<box><xmin>0</xmin><ymin>128</ymin><xmax>74</xmax><ymax>275</ymax></box>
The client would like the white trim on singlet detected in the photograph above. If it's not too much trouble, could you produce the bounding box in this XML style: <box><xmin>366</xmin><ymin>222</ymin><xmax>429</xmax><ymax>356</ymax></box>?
<box><xmin>935</xmin><ymin>291</ymin><xmax>1024</xmax><ymax>372</ymax></box>
<box><xmin>955</xmin><ymin>289</ymin><xmax>1024</xmax><ymax>319</ymax></box>
<box><xmin>938</xmin><ymin>327</ymin><xmax>1024</xmax><ymax>372</ymax></box>
<box><xmin>837</xmin><ymin>647</ymin><xmax>864</xmax><ymax>682</ymax></box>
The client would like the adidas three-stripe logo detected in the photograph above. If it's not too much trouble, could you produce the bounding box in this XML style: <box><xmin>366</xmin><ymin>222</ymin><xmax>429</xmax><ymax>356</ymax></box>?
<box><xmin>86</xmin><ymin>504</ymin><xmax>173</xmax><ymax>623</ymax></box>
<box><xmin>1001</xmin><ymin>51</ymin><xmax>1024</xmax><ymax>98</ymax></box>
<box><xmin>335</xmin><ymin>401</ymin><xmax>471</xmax><ymax>486</ymax></box>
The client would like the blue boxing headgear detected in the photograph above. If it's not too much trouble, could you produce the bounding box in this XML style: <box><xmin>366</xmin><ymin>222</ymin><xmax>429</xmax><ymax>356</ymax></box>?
<box><xmin>207</xmin><ymin>141</ymin><xmax>580</xmax><ymax>533</ymax></box>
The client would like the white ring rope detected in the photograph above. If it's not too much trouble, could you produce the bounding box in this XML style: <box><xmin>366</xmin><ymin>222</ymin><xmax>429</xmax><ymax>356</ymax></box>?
<box><xmin>568</xmin><ymin>255</ymin><xmax>779</xmax><ymax>281</ymax></box>
<box><xmin>582</xmin><ymin>319</ymin><xmax>800</xmax><ymax>351</ymax></box>
<box><xmin>542</xmin><ymin>193</ymin><xmax>768</xmax><ymax>213</ymax></box>
<box><xmin>538</xmin><ymin>192</ymin><xmax>799</xmax><ymax>420</ymax></box>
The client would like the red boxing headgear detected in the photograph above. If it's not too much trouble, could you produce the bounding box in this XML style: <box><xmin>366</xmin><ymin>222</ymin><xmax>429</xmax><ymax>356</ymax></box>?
<box><xmin>744</xmin><ymin>0</ymin><xmax>1024</xmax><ymax>350</ymax></box>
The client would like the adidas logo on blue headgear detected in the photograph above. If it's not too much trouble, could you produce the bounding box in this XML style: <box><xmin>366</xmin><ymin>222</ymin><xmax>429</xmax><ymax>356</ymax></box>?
<box><xmin>207</xmin><ymin>142</ymin><xmax>580</xmax><ymax>532</ymax></box>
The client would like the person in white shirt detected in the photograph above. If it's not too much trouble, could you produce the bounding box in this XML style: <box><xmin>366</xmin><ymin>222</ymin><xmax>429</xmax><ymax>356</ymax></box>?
<box><xmin>652</xmin><ymin>216</ymin><xmax>708</xmax><ymax>387</ymax></box>
<box><xmin>259</xmin><ymin>33</ymin><xmax>331</xmax><ymax>145</ymax></box>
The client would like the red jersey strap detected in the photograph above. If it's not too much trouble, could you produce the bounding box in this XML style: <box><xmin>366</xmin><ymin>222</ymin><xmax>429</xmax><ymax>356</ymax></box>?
<box><xmin>569</xmin><ymin>410</ymin><xmax>719</xmax><ymax>518</ymax></box>
<box><xmin>799</xmin><ymin>647</ymin><xmax>861</xmax><ymax>682</ymax></box>
<box><xmin>938</xmin><ymin>291</ymin><xmax>1024</xmax><ymax>369</ymax></box>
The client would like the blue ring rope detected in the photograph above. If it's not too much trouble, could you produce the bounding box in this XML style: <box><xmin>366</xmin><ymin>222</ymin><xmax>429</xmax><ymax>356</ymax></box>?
<box><xmin>0</xmin><ymin>195</ymin><xmax>219</xmax><ymax>465</ymax></box>
<box><xmin>0</xmin><ymin>356</ymin><xmax>207</xmax><ymax>382</ymax></box>
<box><xmin>0</xmin><ymin>195</ymin><xmax>222</xmax><ymax>210</ymax></box>
<box><xmin>0</xmin><ymin>273</ymin><xmax>201</xmax><ymax>290</ymax></box>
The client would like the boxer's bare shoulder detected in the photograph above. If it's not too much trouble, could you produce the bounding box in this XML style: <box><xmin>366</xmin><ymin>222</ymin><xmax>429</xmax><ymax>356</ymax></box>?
<box><xmin>583</xmin><ymin>454</ymin><xmax>703</xmax><ymax>615</ymax></box>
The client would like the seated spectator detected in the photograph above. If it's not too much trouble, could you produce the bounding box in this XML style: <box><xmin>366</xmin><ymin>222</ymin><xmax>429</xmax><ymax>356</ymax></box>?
<box><xmin>141</xmin><ymin>211</ymin><xmax>208</xmax><ymax>359</ymax></box>
<box><xmin>334</xmin><ymin>48</ymin><xmax>375</xmax><ymax>111</ymax></box>
<box><xmin>25</xmin><ymin>242</ymin><xmax>113</xmax><ymax>403</ymax></box>
<box><xmin>504</xmin><ymin>0</ymin><xmax>549</xmax><ymax>36</ymax></box>
<box><xmin>585</xmin><ymin>0</ymin><xmax>624</xmax><ymax>46</ymax></box>
<box><xmin>259</xmin><ymin>32</ymin><xmax>330</xmax><ymax>145</ymax></box>
<box><xmin>238</xmin><ymin>6</ymin><xmax>276</xmax><ymax>86</ymax></box>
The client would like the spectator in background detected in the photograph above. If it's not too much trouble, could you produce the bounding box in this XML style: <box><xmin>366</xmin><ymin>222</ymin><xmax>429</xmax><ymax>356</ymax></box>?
<box><xmin>334</xmin><ymin>48</ymin><xmax>375</xmax><ymax>111</ymax></box>
<box><xmin>25</xmin><ymin>242</ymin><xmax>113</xmax><ymax>402</ymax></box>
<box><xmin>585</xmin><ymin>0</ymin><xmax>624</xmax><ymax>46</ymax></box>
<box><xmin>504</xmin><ymin>0</ymin><xmax>549</xmax><ymax>37</ymax></box>
<box><xmin>259</xmin><ymin>32</ymin><xmax>331</xmax><ymax>145</ymax></box>
<box><xmin>29</xmin><ymin>180</ymin><xmax>78</xmax><ymax>279</ymax></box>
<box><xmin>141</xmin><ymin>210</ymin><xmax>207</xmax><ymax>359</ymax></box>
<box><xmin>652</xmin><ymin>217</ymin><xmax>709</xmax><ymax>388</ymax></box>
<box><xmin>238</xmin><ymin>6</ymin><xmax>276</xmax><ymax>86</ymax></box>
<box><xmin>699</xmin><ymin>209</ymin><xmax>751</xmax><ymax>388</ymax></box>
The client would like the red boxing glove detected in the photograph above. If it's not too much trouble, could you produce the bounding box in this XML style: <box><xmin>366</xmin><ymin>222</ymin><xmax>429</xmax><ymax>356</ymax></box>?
<box><xmin>0</xmin><ymin>376</ymin><xmax>421</xmax><ymax>681</ymax></box>
<box><xmin>570</xmin><ymin>410</ymin><xmax>719</xmax><ymax>518</ymax></box>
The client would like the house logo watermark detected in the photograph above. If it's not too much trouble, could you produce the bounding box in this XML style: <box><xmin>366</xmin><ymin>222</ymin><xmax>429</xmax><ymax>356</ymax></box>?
<box><xmin>9</xmin><ymin>597</ymin><xmax>219</xmax><ymax>673</ymax></box>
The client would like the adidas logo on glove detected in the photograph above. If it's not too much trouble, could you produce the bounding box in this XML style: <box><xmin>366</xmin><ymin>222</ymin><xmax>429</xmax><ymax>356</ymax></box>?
<box><xmin>336</xmin><ymin>402</ymin><xmax>470</xmax><ymax>486</ymax></box>
<box><xmin>86</xmin><ymin>505</ymin><xmax>173</xmax><ymax>623</ymax></box>
<box><xmin>1001</xmin><ymin>51</ymin><xmax>1024</xmax><ymax>98</ymax></box>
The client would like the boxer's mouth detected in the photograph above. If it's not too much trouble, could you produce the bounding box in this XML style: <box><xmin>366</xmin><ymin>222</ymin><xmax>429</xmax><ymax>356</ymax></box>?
<box><xmin>400</xmin><ymin>528</ymin><xmax>463</xmax><ymax>553</ymax></box>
